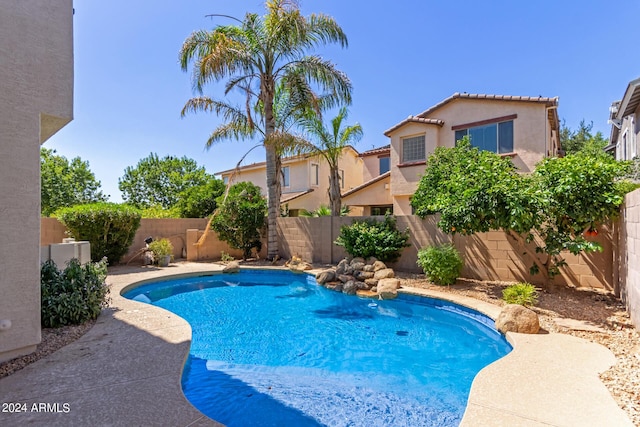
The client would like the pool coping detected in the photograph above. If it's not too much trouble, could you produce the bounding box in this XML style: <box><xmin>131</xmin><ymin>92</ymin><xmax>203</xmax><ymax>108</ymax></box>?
<box><xmin>0</xmin><ymin>262</ymin><xmax>633</xmax><ymax>426</ymax></box>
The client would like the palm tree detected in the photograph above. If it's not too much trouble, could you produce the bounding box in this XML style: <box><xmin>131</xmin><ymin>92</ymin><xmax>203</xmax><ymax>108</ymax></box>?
<box><xmin>299</xmin><ymin>107</ymin><xmax>363</xmax><ymax>216</ymax></box>
<box><xmin>179</xmin><ymin>0</ymin><xmax>352</xmax><ymax>260</ymax></box>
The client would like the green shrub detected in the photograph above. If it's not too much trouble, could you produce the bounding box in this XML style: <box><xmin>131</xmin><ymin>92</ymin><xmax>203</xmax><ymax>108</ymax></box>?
<box><xmin>41</xmin><ymin>258</ymin><xmax>110</xmax><ymax>328</ymax></box>
<box><xmin>416</xmin><ymin>244</ymin><xmax>463</xmax><ymax>285</ymax></box>
<box><xmin>56</xmin><ymin>203</ymin><xmax>141</xmax><ymax>264</ymax></box>
<box><xmin>211</xmin><ymin>182</ymin><xmax>266</xmax><ymax>260</ymax></box>
<box><xmin>335</xmin><ymin>215</ymin><xmax>410</xmax><ymax>262</ymax></box>
<box><xmin>502</xmin><ymin>283</ymin><xmax>539</xmax><ymax>306</ymax></box>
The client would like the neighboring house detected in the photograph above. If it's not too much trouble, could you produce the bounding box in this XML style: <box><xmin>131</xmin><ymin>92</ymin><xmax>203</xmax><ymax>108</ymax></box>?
<box><xmin>216</xmin><ymin>146</ymin><xmax>364</xmax><ymax>216</ymax></box>
<box><xmin>607</xmin><ymin>77</ymin><xmax>640</xmax><ymax>161</ymax></box>
<box><xmin>384</xmin><ymin>93</ymin><xmax>560</xmax><ymax>215</ymax></box>
<box><xmin>0</xmin><ymin>1</ymin><xmax>74</xmax><ymax>362</ymax></box>
<box><xmin>342</xmin><ymin>145</ymin><xmax>394</xmax><ymax>215</ymax></box>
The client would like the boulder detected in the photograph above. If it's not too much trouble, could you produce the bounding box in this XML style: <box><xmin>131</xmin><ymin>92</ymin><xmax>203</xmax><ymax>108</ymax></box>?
<box><xmin>364</xmin><ymin>278</ymin><xmax>379</xmax><ymax>287</ymax></box>
<box><xmin>324</xmin><ymin>281</ymin><xmax>342</xmax><ymax>292</ymax></box>
<box><xmin>355</xmin><ymin>270</ymin><xmax>374</xmax><ymax>280</ymax></box>
<box><xmin>355</xmin><ymin>281</ymin><xmax>369</xmax><ymax>290</ymax></box>
<box><xmin>377</xmin><ymin>278</ymin><xmax>400</xmax><ymax>300</ymax></box>
<box><xmin>362</xmin><ymin>264</ymin><xmax>375</xmax><ymax>272</ymax></box>
<box><xmin>495</xmin><ymin>304</ymin><xmax>540</xmax><ymax>334</ymax></box>
<box><xmin>289</xmin><ymin>262</ymin><xmax>312</xmax><ymax>272</ymax></box>
<box><xmin>373</xmin><ymin>268</ymin><xmax>395</xmax><ymax>280</ymax></box>
<box><xmin>335</xmin><ymin>259</ymin><xmax>349</xmax><ymax>275</ymax></box>
<box><xmin>356</xmin><ymin>289</ymin><xmax>377</xmax><ymax>299</ymax></box>
<box><xmin>338</xmin><ymin>274</ymin><xmax>352</xmax><ymax>283</ymax></box>
<box><xmin>222</xmin><ymin>261</ymin><xmax>240</xmax><ymax>273</ymax></box>
<box><xmin>351</xmin><ymin>262</ymin><xmax>365</xmax><ymax>272</ymax></box>
<box><xmin>342</xmin><ymin>280</ymin><xmax>358</xmax><ymax>295</ymax></box>
<box><xmin>316</xmin><ymin>269</ymin><xmax>335</xmax><ymax>284</ymax></box>
<box><xmin>372</xmin><ymin>260</ymin><xmax>387</xmax><ymax>271</ymax></box>
<box><xmin>350</xmin><ymin>257</ymin><xmax>366</xmax><ymax>266</ymax></box>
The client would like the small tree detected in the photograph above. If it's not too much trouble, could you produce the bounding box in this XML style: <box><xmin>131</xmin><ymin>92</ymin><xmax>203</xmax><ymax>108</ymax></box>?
<box><xmin>211</xmin><ymin>182</ymin><xmax>267</xmax><ymax>260</ymax></box>
<box><xmin>334</xmin><ymin>214</ymin><xmax>409</xmax><ymax>262</ymax></box>
<box><xmin>41</xmin><ymin>148</ymin><xmax>107</xmax><ymax>216</ymax></box>
<box><xmin>118</xmin><ymin>153</ymin><xmax>212</xmax><ymax>209</ymax></box>
<box><xmin>175</xmin><ymin>176</ymin><xmax>225</xmax><ymax>218</ymax></box>
<box><xmin>411</xmin><ymin>138</ymin><xmax>630</xmax><ymax>281</ymax></box>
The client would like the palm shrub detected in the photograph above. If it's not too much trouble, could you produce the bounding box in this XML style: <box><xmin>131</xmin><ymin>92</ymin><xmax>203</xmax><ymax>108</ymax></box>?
<box><xmin>56</xmin><ymin>203</ymin><xmax>141</xmax><ymax>264</ymax></box>
<box><xmin>502</xmin><ymin>283</ymin><xmax>539</xmax><ymax>306</ymax></box>
<box><xmin>335</xmin><ymin>215</ymin><xmax>410</xmax><ymax>262</ymax></box>
<box><xmin>41</xmin><ymin>258</ymin><xmax>109</xmax><ymax>328</ymax></box>
<box><xmin>417</xmin><ymin>244</ymin><xmax>463</xmax><ymax>286</ymax></box>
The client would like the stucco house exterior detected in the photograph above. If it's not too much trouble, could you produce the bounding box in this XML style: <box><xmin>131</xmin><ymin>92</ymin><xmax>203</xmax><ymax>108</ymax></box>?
<box><xmin>384</xmin><ymin>93</ymin><xmax>560</xmax><ymax>215</ymax></box>
<box><xmin>216</xmin><ymin>146</ymin><xmax>364</xmax><ymax>216</ymax></box>
<box><xmin>0</xmin><ymin>0</ymin><xmax>74</xmax><ymax>362</ymax></box>
<box><xmin>341</xmin><ymin>145</ymin><xmax>393</xmax><ymax>215</ymax></box>
<box><xmin>607</xmin><ymin>77</ymin><xmax>640</xmax><ymax>161</ymax></box>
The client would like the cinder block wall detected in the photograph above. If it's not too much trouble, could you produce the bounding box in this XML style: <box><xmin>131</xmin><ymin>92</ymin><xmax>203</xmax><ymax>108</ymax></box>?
<box><xmin>618</xmin><ymin>189</ymin><xmax>640</xmax><ymax>327</ymax></box>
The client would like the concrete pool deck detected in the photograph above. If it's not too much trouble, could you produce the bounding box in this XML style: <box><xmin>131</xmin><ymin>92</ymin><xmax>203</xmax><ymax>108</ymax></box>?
<box><xmin>0</xmin><ymin>262</ymin><xmax>633</xmax><ymax>426</ymax></box>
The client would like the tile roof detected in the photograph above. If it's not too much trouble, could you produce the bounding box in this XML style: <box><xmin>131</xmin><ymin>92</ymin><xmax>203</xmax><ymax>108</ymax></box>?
<box><xmin>281</xmin><ymin>189</ymin><xmax>313</xmax><ymax>203</ymax></box>
<box><xmin>341</xmin><ymin>171</ymin><xmax>390</xmax><ymax>198</ymax></box>
<box><xmin>610</xmin><ymin>77</ymin><xmax>640</xmax><ymax>144</ymax></box>
<box><xmin>416</xmin><ymin>93</ymin><xmax>559</xmax><ymax>119</ymax></box>
<box><xmin>383</xmin><ymin>117</ymin><xmax>444</xmax><ymax>136</ymax></box>
<box><xmin>359</xmin><ymin>145</ymin><xmax>390</xmax><ymax>157</ymax></box>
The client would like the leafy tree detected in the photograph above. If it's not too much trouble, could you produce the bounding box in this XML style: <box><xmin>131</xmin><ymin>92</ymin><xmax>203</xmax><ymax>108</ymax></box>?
<box><xmin>300</xmin><ymin>205</ymin><xmax>350</xmax><ymax>217</ymax></box>
<box><xmin>118</xmin><ymin>153</ymin><xmax>211</xmax><ymax>209</ymax></box>
<box><xmin>175</xmin><ymin>176</ymin><xmax>225</xmax><ymax>218</ymax></box>
<box><xmin>211</xmin><ymin>182</ymin><xmax>267</xmax><ymax>260</ymax></box>
<box><xmin>298</xmin><ymin>107</ymin><xmax>363</xmax><ymax>216</ymax></box>
<box><xmin>560</xmin><ymin>119</ymin><xmax>609</xmax><ymax>155</ymax></box>
<box><xmin>335</xmin><ymin>214</ymin><xmax>410</xmax><ymax>262</ymax></box>
<box><xmin>41</xmin><ymin>148</ymin><xmax>107</xmax><ymax>216</ymax></box>
<box><xmin>179</xmin><ymin>0</ymin><xmax>352</xmax><ymax>259</ymax></box>
<box><xmin>411</xmin><ymin>138</ymin><xmax>630</xmax><ymax>281</ymax></box>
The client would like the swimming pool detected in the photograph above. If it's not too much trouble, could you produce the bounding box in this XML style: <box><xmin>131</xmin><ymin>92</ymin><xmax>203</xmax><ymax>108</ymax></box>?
<box><xmin>123</xmin><ymin>269</ymin><xmax>511</xmax><ymax>426</ymax></box>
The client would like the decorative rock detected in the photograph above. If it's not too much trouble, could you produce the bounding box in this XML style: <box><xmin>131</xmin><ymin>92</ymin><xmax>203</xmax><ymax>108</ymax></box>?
<box><xmin>222</xmin><ymin>261</ymin><xmax>240</xmax><ymax>273</ymax></box>
<box><xmin>289</xmin><ymin>262</ymin><xmax>312</xmax><ymax>273</ymax></box>
<box><xmin>355</xmin><ymin>281</ymin><xmax>369</xmax><ymax>290</ymax></box>
<box><xmin>324</xmin><ymin>281</ymin><xmax>341</xmax><ymax>292</ymax></box>
<box><xmin>316</xmin><ymin>269</ymin><xmax>336</xmax><ymax>284</ymax></box>
<box><xmin>354</xmin><ymin>271</ymin><xmax>374</xmax><ymax>280</ymax></box>
<box><xmin>362</xmin><ymin>264</ymin><xmax>374</xmax><ymax>272</ymax></box>
<box><xmin>495</xmin><ymin>304</ymin><xmax>540</xmax><ymax>334</ymax></box>
<box><xmin>350</xmin><ymin>262</ymin><xmax>365</xmax><ymax>271</ymax></box>
<box><xmin>372</xmin><ymin>260</ymin><xmax>387</xmax><ymax>271</ymax></box>
<box><xmin>373</xmin><ymin>268</ymin><xmax>395</xmax><ymax>280</ymax></box>
<box><xmin>336</xmin><ymin>259</ymin><xmax>349</xmax><ymax>275</ymax></box>
<box><xmin>364</xmin><ymin>278</ymin><xmax>379</xmax><ymax>287</ymax></box>
<box><xmin>350</xmin><ymin>257</ymin><xmax>365</xmax><ymax>266</ymax></box>
<box><xmin>356</xmin><ymin>289</ymin><xmax>377</xmax><ymax>299</ymax></box>
<box><xmin>338</xmin><ymin>274</ymin><xmax>352</xmax><ymax>283</ymax></box>
<box><xmin>377</xmin><ymin>278</ymin><xmax>400</xmax><ymax>299</ymax></box>
<box><xmin>343</xmin><ymin>280</ymin><xmax>358</xmax><ymax>295</ymax></box>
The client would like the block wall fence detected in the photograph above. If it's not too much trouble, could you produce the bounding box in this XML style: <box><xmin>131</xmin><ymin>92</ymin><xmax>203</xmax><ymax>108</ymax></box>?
<box><xmin>40</xmin><ymin>188</ymin><xmax>640</xmax><ymax>326</ymax></box>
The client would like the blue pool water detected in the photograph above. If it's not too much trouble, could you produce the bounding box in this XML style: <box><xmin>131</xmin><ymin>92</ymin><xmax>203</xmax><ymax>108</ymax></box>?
<box><xmin>123</xmin><ymin>270</ymin><xmax>511</xmax><ymax>427</ymax></box>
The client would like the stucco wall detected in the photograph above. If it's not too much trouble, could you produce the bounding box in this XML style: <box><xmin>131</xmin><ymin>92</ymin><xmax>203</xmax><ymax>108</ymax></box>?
<box><xmin>618</xmin><ymin>189</ymin><xmax>640</xmax><ymax>327</ymax></box>
<box><xmin>0</xmin><ymin>0</ymin><xmax>74</xmax><ymax>363</ymax></box>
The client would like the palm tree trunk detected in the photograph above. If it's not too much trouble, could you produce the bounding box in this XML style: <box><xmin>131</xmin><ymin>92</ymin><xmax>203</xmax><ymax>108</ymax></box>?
<box><xmin>263</xmin><ymin>80</ymin><xmax>280</xmax><ymax>260</ymax></box>
<box><xmin>329</xmin><ymin>166</ymin><xmax>341</xmax><ymax>216</ymax></box>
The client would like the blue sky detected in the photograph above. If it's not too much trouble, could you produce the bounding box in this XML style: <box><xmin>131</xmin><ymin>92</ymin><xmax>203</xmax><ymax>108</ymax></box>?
<box><xmin>45</xmin><ymin>0</ymin><xmax>640</xmax><ymax>202</ymax></box>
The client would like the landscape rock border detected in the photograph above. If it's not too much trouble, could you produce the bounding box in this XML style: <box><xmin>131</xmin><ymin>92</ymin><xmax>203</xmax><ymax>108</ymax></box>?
<box><xmin>316</xmin><ymin>257</ymin><xmax>399</xmax><ymax>299</ymax></box>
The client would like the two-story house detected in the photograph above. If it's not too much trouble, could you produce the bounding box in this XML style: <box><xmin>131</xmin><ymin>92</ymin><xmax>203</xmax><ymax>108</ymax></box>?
<box><xmin>607</xmin><ymin>77</ymin><xmax>640</xmax><ymax>161</ymax></box>
<box><xmin>384</xmin><ymin>93</ymin><xmax>560</xmax><ymax>215</ymax></box>
<box><xmin>341</xmin><ymin>145</ymin><xmax>394</xmax><ymax>215</ymax></box>
<box><xmin>216</xmin><ymin>146</ymin><xmax>364</xmax><ymax>216</ymax></box>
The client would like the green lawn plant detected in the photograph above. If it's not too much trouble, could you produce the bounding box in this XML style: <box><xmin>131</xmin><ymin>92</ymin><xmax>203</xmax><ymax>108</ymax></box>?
<box><xmin>56</xmin><ymin>203</ymin><xmax>141</xmax><ymax>264</ymax></box>
<box><xmin>335</xmin><ymin>214</ymin><xmax>410</xmax><ymax>262</ymax></box>
<box><xmin>416</xmin><ymin>244</ymin><xmax>463</xmax><ymax>286</ymax></box>
<box><xmin>148</xmin><ymin>238</ymin><xmax>173</xmax><ymax>265</ymax></box>
<box><xmin>41</xmin><ymin>258</ymin><xmax>109</xmax><ymax>328</ymax></box>
<box><xmin>502</xmin><ymin>283</ymin><xmax>539</xmax><ymax>306</ymax></box>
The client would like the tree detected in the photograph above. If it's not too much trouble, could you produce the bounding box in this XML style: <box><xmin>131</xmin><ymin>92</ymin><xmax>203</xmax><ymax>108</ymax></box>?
<box><xmin>211</xmin><ymin>182</ymin><xmax>267</xmax><ymax>260</ymax></box>
<box><xmin>298</xmin><ymin>107</ymin><xmax>363</xmax><ymax>216</ymax></box>
<box><xmin>118</xmin><ymin>153</ymin><xmax>212</xmax><ymax>209</ymax></box>
<box><xmin>411</xmin><ymin>138</ymin><xmax>630</xmax><ymax>281</ymax></box>
<box><xmin>179</xmin><ymin>0</ymin><xmax>352</xmax><ymax>259</ymax></box>
<box><xmin>175</xmin><ymin>176</ymin><xmax>225</xmax><ymax>218</ymax></box>
<box><xmin>560</xmin><ymin>119</ymin><xmax>609</xmax><ymax>155</ymax></box>
<box><xmin>41</xmin><ymin>148</ymin><xmax>107</xmax><ymax>216</ymax></box>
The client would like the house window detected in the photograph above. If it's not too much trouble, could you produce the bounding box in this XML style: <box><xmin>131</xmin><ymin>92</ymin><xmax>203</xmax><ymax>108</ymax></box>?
<box><xmin>402</xmin><ymin>135</ymin><xmax>425</xmax><ymax>162</ymax></box>
<box><xmin>339</xmin><ymin>169</ymin><xmax>345</xmax><ymax>188</ymax></box>
<box><xmin>379</xmin><ymin>156</ymin><xmax>390</xmax><ymax>174</ymax></box>
<box><xmin>371</xmin><ymin>205</ymin><xmax>393</xmax><ymax>216</ymax></box>
<box><xmin>281</xmin><ymin>166</ymin><xmax>290</xmax><ymax>188</ymax></box>
<box><xmin>222</xmin><ymin>176</ymin><xmax>229</xmax><ymax>185</ymax></box>
<box><xmin>311</xmin><ymin>163</ymin><xmax>319</xmax><ymax>186</ymax></box>
<box><xmin>455</xmin><ymin>120</ymin><xmax>514</xmax><ymax>154</ymax></box>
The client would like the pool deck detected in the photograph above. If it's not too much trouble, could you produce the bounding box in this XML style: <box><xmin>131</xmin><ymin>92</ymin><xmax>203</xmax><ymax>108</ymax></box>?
<box><xmin>0</xmin><ymin>262</ymin><xmax>633</xmax><ymax>426</ymax></box>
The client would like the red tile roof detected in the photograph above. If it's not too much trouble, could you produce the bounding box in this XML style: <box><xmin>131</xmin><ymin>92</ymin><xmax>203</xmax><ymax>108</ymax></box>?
<box><xmin>359</xmin><ymin>145</ymin><xmax>390</xmax><ymax>157</ymax></box>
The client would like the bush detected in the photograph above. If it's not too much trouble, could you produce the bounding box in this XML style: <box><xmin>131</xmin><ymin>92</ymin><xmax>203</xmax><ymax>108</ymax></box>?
<box><xmin>502</xmin><ymin>283</ymin><xmax>538</xmax><ymax>306</ymax></box>
<box><xmin>335</xmin><ymin>215</ymin><xmax>410</xmax><ymax>262</ymax></box>
<box><xmin>41</xmin><ymin>258</ymin><xmax>110</xmax><ymax>328</ymax></box>
<box><xmin>211</xmin><ymin>182</ymin><xmax>266</xmax><ymax>260</ymax></box>
<box><xmin>416</xmin><ymin>244</ymin><xmax>463</xmax><ymax>285</ymax></box>
<box><xmin>56</xmin><ymin>203</ymin><xmax>141</xmax><ymax>264</ymax></box>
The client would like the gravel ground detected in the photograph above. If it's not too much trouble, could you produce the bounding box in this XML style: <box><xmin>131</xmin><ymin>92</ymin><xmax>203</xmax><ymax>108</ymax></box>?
<box><xmin>1</xmin><ymin>265</ymin><xmax>638</xmax><ymax>425</ymax></box>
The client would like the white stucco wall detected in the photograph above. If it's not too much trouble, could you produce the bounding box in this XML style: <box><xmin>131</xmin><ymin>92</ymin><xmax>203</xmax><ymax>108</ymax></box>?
<box><xmin>0</xmin><ymin>0</ymin><xmax>74</xmax><ymax>362</ymax></box>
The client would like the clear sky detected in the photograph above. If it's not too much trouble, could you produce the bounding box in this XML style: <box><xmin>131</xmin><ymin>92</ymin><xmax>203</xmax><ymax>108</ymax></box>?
<box><xmin>44</xmin><ymin>0</ymin><xmax>640</xmax><ymax>202</ymax></box>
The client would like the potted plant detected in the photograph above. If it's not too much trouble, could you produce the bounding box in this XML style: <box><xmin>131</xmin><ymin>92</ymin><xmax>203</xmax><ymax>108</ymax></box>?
<box><xmin>148</xmin><ymin>238</ymin><xmax>173</xmax><ymax>267</ymax></box>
